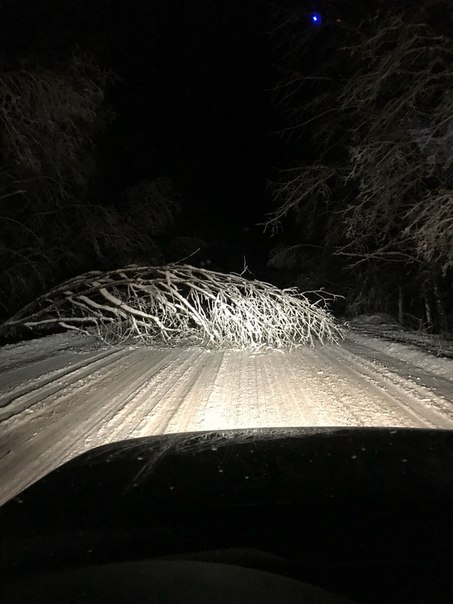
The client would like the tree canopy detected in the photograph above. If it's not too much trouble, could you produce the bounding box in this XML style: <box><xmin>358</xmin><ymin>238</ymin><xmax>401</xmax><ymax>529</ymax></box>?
<box><xmin>0</xmin><ymin>39</ymin><xmax>180</xmax><ymax>317</ymax></box>
<box><xmin>267</xmin><ymin>0</ymin><xmax>453</xmax><ymax>331</ymax></box>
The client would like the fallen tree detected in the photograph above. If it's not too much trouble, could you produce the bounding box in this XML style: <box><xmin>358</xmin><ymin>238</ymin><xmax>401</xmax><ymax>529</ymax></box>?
<box><xmin>0</xmin><ymin>264</ymin><xmax>344</xmax><ymax>349</ymax></box>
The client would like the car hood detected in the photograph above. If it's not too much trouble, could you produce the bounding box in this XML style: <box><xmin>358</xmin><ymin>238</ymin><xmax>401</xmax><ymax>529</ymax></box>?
<box><xmin>1</xmin><ymin>426</ymin><xmax>453</xmax><ymax>575</ymax></box>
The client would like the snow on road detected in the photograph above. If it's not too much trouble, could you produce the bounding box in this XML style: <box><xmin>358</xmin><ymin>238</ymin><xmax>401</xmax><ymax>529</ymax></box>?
<box><xmin>0</xmin><ymin>331</ymin><xmax>452</xmax><ymax>505</ymax></box>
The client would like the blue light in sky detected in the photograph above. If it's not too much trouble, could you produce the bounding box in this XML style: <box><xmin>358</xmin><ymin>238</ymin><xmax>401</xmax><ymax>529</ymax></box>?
<box><xmin>311</xmin><ymin>12</ymin><xmax>322</xmax><ymax>25</ymax></box>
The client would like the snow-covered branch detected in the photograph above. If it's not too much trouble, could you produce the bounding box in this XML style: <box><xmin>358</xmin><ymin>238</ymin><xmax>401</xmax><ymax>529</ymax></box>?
<box><xmin>0</xmin><ymin>264</ymin><xmax>344</xmax><ymax>349</ymax></box>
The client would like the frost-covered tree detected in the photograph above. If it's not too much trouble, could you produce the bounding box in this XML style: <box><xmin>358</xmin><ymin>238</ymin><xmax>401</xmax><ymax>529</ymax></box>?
<box><xmin>0</xmin><ymin>54</ymin><xmax>115</xmax><ymax>314</ymax></box>
<box><xmin>83</xmin><ymin>178</ymin><xmax>181</xmax><ymax>267</ymax></box>
<box><xmin>0</xmin><ymin>50</ymin><xmax>182</xmax><ymax>318</ymax></box>
<box><xmin>266</xmin><ymin>0</ymin><xmax>453</xmax><ymax>330</ymax></box>
<box><xmin>339</xmin><ymin>7</ymin><xmax>453</xmax><ymax>277</ymax></box>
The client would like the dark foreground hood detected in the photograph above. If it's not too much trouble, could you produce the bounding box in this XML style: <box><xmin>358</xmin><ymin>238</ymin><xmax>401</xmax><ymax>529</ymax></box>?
<box><xmin>2</xmin><ymin>426</ymin><xmax>453</xmax><ymax>542</ymax></box>
<box><xmin>1</xmin><ymin>427</ymin><xmax>453</xmax><ymax>603</ymax></box>
<box><xmin>2</xmin><ymin>426</ymin><xmax>453</xmax><ymax>525</ymax></box>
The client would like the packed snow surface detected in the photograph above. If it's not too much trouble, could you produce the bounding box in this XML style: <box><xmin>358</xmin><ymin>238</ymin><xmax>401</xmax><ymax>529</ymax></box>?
<box><xmin>0</xmin><ymin>329</ymin><xmax>452</xmax><ymax>505</ymax></box>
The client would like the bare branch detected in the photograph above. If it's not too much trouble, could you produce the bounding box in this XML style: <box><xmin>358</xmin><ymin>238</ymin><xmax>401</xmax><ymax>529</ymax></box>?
<box><xmin>1</xmin><ymin>265</ymin><xmax>344</xmax><ymax>349</ymax></box>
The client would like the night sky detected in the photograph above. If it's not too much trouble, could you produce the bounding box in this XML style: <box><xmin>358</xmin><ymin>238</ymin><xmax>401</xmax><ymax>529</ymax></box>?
<box><xmin>47</xmin><ymin>0</ymin><xmax>288</xmax><ymax>269</ymax></box>
<box><xmin>0</xmin><ymin>0</ymin><xmax>337</xmax><ymax>272</ymax></box>
<box><xmin>101</xmin><ymin>1</ymin><xmax>277</xmax><ymax>228</ymax></box>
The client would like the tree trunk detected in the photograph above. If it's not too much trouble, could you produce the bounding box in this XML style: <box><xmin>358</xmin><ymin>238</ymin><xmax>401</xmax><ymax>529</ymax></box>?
<box><xmin>398</xmin><ymin>285</ymin><xmax>404</xmax><ymax>325</ymax></box>
<box><xmin>423</xmin><ymin>291</ymin><xmax>433</xmax><ymax>331</ymax></box>
<box><xmin>433</xmin><ymin>281</ymin><xmax>449</xmax><ymax>333</ymax></box>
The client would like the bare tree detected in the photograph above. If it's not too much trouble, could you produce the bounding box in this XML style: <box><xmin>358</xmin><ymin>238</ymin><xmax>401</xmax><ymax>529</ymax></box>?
<box><xmin>266</xmin><ymin>1</ymin><xmax>453</xmax><ymax>329</ymax></box>
<box><xmin>82</xmin><ymin>178</ymin><xmax>181</xmax><ymax>267</ymax></box>
<box><xmin>405</xmin><ymin>190</ymin><xmax>453</xmax><ymax>274</ymax></box>
<box><xmin>0</xmin><ymin>55</ymin><xmax>112</xmax><ymax>191</ymax></box>
<box><xmin>0</xmin><ymin>54</ymin><xmax>115</xmax><ymax>313</ymax></box>
<box><xmin>339</xmin><ymin>10</ymin><xmax>453</xmax><ymax>270</ymax></box>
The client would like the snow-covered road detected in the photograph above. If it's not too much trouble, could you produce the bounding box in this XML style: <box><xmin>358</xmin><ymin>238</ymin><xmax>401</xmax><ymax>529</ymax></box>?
<box><xmin>0</xmin><ymin>331</ymin><xmax>452</xmax><ymax>506</ymax></box>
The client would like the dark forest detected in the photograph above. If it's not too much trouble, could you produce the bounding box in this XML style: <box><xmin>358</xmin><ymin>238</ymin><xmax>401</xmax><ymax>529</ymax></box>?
<box><xmin>0</xmin><ymin>0</ymin><xmax>452</xmax><ymax>334</ymax></box>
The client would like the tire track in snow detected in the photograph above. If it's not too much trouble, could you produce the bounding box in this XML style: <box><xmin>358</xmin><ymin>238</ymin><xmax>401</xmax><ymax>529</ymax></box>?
<box><xmin>193</xmin><ymin>350</ymin><xmax>317</xmax><ymax>431</ymax></box>
<box><xmin>344</xmin><ymin>337</ymin><xmax>453</xmax><ymax>388</ymax></box>
<box><xmin>0</xmin><ymin>351</ymin><xmax>90</xmax><ymax>391</ymax></box>
<box><xmin>342</xmin><ymin>343</ymin><xmax>453</xmax><ymax>422</ymax></box>
<box><xmin>0</xmin><ymin>348</ymin><xmax>126</xmax><ymax>423</ymax></box>
<box><xmin>250</xmin><ymin>351</ymin><xmax>319</xmax><ymax>427</ymax></box>
<box><xmin>152</xmin><ymin>351</ymin><xmax>224</xmax><ymax>434</ymax></box>
<box><xmin>0</xmin><ymin>333</ymin><xmax>100</xmax><ymax>375</ymax></box>
<box><xmin>280</xmin><ymin>349</ymin><xmax>368</xmax><ymax>427</ymax></box>
<box><xmin>98</xmin><ymin>349</ymin><xmax>216</xmax><ymax>439</ymax></box>
<box><xmin>321</xmin><ymin>346</ymin><xmax>453</xmax><ymax>429</ymax></box>
<box><xmin>89</xmin><ymin>348</ymin><xmax>190</xmax><ymax>443</ymax></box>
